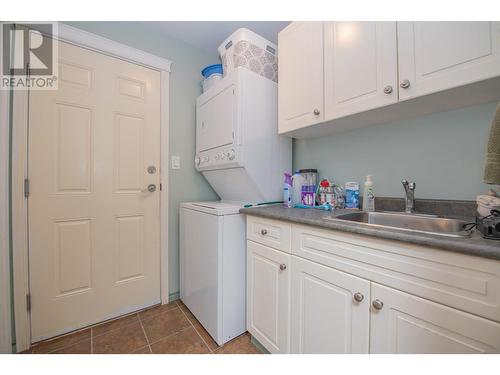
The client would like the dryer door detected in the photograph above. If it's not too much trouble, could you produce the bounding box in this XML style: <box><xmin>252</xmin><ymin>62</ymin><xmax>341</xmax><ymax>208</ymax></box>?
<box><xmin>197</xmin><ymin>84</ymin><xmax>236</xmax><ymax>153</ymax></box>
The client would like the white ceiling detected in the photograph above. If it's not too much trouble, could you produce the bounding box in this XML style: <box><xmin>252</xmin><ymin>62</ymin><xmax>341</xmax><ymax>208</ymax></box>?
<box><xmin>145</xmin><ymin>21</ymin><xmax>290</xmax><ymax>56</ymax></box>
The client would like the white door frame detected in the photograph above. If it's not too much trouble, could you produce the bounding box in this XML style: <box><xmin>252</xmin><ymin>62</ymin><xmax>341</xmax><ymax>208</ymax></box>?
<box><xmin>0</xmin><ymin>23</ymin><xmax>13</xmax><ymax>354</ymax></box>
<box><xmin>10</xmin><ymin>23</ymin><xmax>172</xmax><ymax>352</ymax></box>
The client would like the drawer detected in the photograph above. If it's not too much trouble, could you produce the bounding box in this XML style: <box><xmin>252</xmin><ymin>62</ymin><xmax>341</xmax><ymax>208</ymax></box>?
<box><xmin>292</xmin><ymin>224</ymin><xmax>500</xmax><ymax>323</ymax></box>
<box><xmin>246</xmin><ymin>216</ymin><xmax>291</xmax><ymax>253</ymax></box>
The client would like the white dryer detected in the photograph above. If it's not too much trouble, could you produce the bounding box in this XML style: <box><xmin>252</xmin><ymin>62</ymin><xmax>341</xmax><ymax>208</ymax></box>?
<box><xmin>195</xmin><ymin>67</ymin><xmax>291</xmax><ymax>203</ymax></box>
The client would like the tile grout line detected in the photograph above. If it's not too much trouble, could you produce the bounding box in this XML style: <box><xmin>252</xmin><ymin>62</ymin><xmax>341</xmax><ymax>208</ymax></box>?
<box><xmin>137</xmin><ymin>312</ymin><xmax>153</xmax><ymax>354</ymax></box>
<box><xmin>176</xmin><ymin>299</ymin><xmax>213</xmax><ymax>353</ymax></box>
<box><xmin>32</xmin><ymin>303</ymin><xmax>171</xmax><ymax>354</ymax></box>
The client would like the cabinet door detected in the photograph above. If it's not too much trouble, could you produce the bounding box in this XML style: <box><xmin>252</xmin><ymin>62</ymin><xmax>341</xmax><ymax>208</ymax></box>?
<box><xmin>278</xmin><ymin>22</ymin><xmax>324</xmax><ymax>134</ymax></box>
<box><xmin>398</xmin><ymin>22</ymin><xmax>500</xmax><ymax>100</ymax></box>
<box><xmin>324</xmin><ymin>22</ymin><xmax>398</xmax><ymax>120</ymax></box>
<box><xmin>370</xmin><ymin>283</ymin><xmax>500</xmax><ymax>353</ymax></box>
<box><xmin>290</xmin><ymin>256</ymin><xmax>370</xmax><ymax>353</ymax></box>
<box><xmin>247</xmin><ymin>241</ymin><xmax>291</xmax><ymax>353</ymax></box>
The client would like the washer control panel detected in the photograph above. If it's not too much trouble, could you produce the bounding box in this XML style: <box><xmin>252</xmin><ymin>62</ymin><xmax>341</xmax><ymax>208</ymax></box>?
<box><xmin>195</xmin><ymin>147</ymin><xmax>240</xmax><ymax>171</ymax></box>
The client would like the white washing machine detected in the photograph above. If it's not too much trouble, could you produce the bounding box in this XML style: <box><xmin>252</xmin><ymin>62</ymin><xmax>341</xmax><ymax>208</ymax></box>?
<box><xmin>179</xmin><ymin>201</ymin><xmax>246</xmax><ymax>345</ymax></box>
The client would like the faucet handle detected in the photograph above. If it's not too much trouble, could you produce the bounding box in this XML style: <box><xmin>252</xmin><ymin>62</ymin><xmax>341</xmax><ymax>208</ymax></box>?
<box><xmin>408</xmin><ymin>181</ymin><xmax>416</xmax><ymax>190</ymax></box>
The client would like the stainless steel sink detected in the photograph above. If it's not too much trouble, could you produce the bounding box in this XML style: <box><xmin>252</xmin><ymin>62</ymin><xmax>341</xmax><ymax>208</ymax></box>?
<box><xmin>327</xmin><ymin>211</ymin><xmax>472</xmax><ymax>238</ymax></box>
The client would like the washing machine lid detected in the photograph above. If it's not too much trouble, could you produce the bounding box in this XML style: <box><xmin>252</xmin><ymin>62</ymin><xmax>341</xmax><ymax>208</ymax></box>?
<box><xmin>180</xmin><ymin>201</ymin><xmax>243</xmax><ymax>216</ymax></box>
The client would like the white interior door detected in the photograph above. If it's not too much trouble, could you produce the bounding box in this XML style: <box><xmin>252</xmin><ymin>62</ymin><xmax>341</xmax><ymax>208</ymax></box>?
<box><xmin>370</xmin><ymin>283</ymin><xmax>500</xmax><ymax>353</ymax></box>
<box><xmin>324</xmin><ymin>22</ymin><xmax>398</xmax><ymax>120</ymax></box>
<box><xmin>28</xmin><ymin>40</ymin><xmax>161</xmax><ymax>341</ymax></box>
<box><xmin>397</xmin><ymin>21</ymin><xmax>500</xmax><ymax>100</ymax></box>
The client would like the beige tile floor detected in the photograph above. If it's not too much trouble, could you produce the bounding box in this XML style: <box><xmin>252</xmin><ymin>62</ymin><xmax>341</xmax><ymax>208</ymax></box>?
<box><xmin>23</xmin><ymin>299</ymin><xmax>262</xmax><ymax>354</ymax></box>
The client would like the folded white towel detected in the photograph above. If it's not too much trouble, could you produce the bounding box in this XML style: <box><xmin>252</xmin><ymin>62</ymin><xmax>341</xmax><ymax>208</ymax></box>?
<box><xmin>476</xmin><ymin>194</ymin><xmax>500</xmax><ymax>217</ymax></box>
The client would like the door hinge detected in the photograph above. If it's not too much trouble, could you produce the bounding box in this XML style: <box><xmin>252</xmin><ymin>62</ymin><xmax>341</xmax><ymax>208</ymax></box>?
<box><xmin>26</xmin><ymin>293</ymin><xmax>31</xmax><ymax>313</ymax></box>
<box><xmin>24</xmin><ymin>178</ymin><xmax>29</xmax><ymax>198</ymax></box>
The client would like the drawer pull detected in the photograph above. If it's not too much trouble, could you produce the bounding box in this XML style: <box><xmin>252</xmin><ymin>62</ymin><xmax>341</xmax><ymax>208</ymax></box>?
<box><xmin>279</xmin><ymin>264</ymin><xmax>287</xmax><ymax>271</ymax></box>
<box><xmin>353</xmin><ymin>292</ymin><xmax>364</xmax><ymax>302</ymax></box>
<box><xmin>261</xmin><ymin>229</ymin><xmax>268</xmax><ymax>235</ymax></box>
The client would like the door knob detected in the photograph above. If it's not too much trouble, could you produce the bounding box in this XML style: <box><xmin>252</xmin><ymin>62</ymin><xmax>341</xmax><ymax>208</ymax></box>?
<box><xmin>260</xmin><ymin>229</ymin><xmax>268</xmax><ymax>235</ymax></box>
<box><xmin>279</xmin><ymin>264</ymin><xmax>287</xmax><ymax>271</ymax></box>
<box><xmin>142</xmin><ymin>184</ymin><xmax>157</xmax><ymax>193</ymax></box>
<box><xmin>313</xmin><ymin>109</ymin><xmax>320</xmax><ymax>116</ymax></box>
<box><xmin>353</xmin><ymin>292</ymin><xmax>364</xmax><ymax>302</ymax></box>
<box><xmin>372</xmin><ymin>299</ymin><xmax>384</xmax><ymax>310</ymax></box>
<box><xmin>383</xmin><ymin>85</ymin><xmax>393</xmax><ymax>94</ymax></box>
<box><xmin>147</xmin><ymin>165</ymin><xmax>157</xmax><ymax>174</ymax></box>
<box><xmin>400</xmin><ymin>80</ymin><xmax>410</xmax><ymax>89</ymax></box>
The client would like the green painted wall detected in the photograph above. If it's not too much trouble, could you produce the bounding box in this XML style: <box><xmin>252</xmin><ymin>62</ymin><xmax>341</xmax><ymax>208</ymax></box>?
<box><xmin>294</xmin><ymin>101</ymin><xmax>497</xmax><ymax>201</ymax></box>
<box><xmin>64</xmin><ymin>22</ymin><xmax>219</xmax><ymax>295</ymax></box>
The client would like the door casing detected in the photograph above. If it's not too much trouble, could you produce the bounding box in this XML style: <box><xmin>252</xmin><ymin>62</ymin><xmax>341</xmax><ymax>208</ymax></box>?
<box><xmin>10</xmin><ymin>22</ymin><xmax>172</xmax><ymax>352</ymax></box>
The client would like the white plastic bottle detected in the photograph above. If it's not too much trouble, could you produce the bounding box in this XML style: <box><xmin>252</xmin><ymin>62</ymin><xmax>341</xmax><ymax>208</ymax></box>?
<box><xmin>283</xmin><ymin>172</ymin><xmax>293</xmax><ymax>208</ymax></box>
<box><xmin>362</xmin><ymin>175</ymin><xmax>375</xmax><ymax>212</ymax></box>
<box><xmin>292</xmin><ymin>171</ymin><xmax>303</xmax><ymax>207</ymax></box>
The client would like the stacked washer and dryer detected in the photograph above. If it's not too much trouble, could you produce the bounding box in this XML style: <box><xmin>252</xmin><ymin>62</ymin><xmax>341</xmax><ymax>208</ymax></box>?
<box><xmin>180</xmin><ymin>29</ymin><xmax>291</xmax><ymax>346</ymax></box>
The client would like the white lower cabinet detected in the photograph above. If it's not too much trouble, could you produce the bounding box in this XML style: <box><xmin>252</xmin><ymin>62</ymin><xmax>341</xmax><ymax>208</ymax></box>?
<box><xmin>247</xmin><ymin>240</ymin><xmax>290</xmax><ymax>354</ymax></box>
<box><xmin>290</xmin><ymin>256</ymin><xmax>370</xmax><ymax>353</ymax></box>
<box><xmin>246</xmin><ymin>216</ymin><xmax>500</xmax><ymax>354</ymax></box>
<box><xmin>370</xmin><ymin>283</ymin><xmax>500</xmax><ymax>354</ymax></box>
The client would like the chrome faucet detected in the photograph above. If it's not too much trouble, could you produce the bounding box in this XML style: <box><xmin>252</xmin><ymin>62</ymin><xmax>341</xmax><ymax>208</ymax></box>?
<box><xmin>401</xmin><ymin>179</ymin><xmax>416</xmax><ymax>213</ymax></box>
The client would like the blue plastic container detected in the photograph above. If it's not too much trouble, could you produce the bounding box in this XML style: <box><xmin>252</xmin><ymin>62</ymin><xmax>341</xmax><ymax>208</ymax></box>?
<box><xmin>201</xmin><ymin>64</ymin><xmax>223</xmax><ymax>78</ymax></box>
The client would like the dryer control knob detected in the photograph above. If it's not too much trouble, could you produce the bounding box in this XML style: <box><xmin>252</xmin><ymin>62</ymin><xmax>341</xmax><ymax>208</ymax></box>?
<box><xmin>227</xmin><ymin>149</ymin><xmax>236</xmax><ymax>160</ymax></box>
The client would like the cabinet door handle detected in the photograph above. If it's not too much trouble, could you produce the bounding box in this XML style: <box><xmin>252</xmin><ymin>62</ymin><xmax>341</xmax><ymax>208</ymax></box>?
<box><xmin>279</xmin><ymin>263</ymin><xmax>287</xmax><ymax>271</ymax></box>
<box><xmin>260</xmin><ymin>229</ymin><xmax>268</xmax><ymax>235</ymax></box>
<box><xmin>353</xmin><ymin>292</ymin><xmax>364</xmax><ymax>302</ymax></box>
<box><xmin>383</xmin><ymin>85</ymin><xmax>393</xmax><ymax>94</ymax></box>
<box><xmin>313</xmin><ymin>109</ymin><xmax>320</xmax><ymax>116</ymax></box>
<box><xmin>400</xmin><ymin>79</ymin><xmax>410</xmax><ymax>89</ymax></box>
<box><xmin>372</xmin><ymin>299</ymin><xmax>384</xmax><ymax>310</ymax></box>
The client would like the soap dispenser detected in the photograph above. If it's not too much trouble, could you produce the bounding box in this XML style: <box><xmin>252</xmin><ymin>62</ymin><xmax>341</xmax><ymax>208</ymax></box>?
<box><xmin>362</xmin><ymin>175</ymin><xmax>375</xmax><ymax>212</ymax></box>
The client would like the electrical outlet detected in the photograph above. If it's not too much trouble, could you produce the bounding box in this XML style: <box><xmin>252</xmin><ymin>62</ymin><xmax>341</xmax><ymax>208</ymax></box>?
<box><xmin>171</xmin><ymin>155</ymin><xmax>181</xmax><ymax>170</ymax></box>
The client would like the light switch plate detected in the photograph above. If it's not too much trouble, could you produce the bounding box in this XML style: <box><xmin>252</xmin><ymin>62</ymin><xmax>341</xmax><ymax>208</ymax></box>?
<box><xmin>171</xmin><ymin>155</ymin><xmax>181</xmax><ymax>170</ymax></box>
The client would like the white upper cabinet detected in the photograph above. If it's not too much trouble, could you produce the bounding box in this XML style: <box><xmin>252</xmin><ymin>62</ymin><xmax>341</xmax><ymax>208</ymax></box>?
<box><xmin>278</xmin><ymin>22</ymin><xmax>324</xmax><ymax>134</ymax></box>
<box><xmin>324</xmin><ymin>22</ymin><xmax>398</xmax><ymax>120</ymax></box>
<box><xmin>290</xmin><ymin>256</ymin><xmax>370</xmax><ymax>353</ymax></box>
<box><xmin>397</xmin><ymin>22</ymin><xmax>500</xmax><ymax>100</ymax></box>
<box><xmin>278</xmin><ymin>21</ymin><xmax>500</xmax><ymax>138</ymax></box>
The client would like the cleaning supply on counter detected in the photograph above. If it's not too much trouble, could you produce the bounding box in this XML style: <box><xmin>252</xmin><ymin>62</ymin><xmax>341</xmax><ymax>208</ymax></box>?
<box><xmin>345</xmin><ymin>181</ymin><xmax>360</xmax><ymax>209</ymax></box>
<box><xmin>362</xmin><ymin>175</ymin><xmax>375</xmax><ymax>212</ymax></box>
<box><xmin>283</xmin><ymin>172</ymin><xmax>293</xmax><ymax>208</ymax></box>
<box><xmin>317</xmin><ymin>179</ymin><xmax>334</xmax><ymax>206</ymax></box>
<box><xmin>292</xmin><ymin>171</ymin><xmax>303</xmax><ymax>207</ymax></box>
<box><xmin>299</xmin><ymin>169</ymin><xmax>318</xmax><ymax>206</ymax></box>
